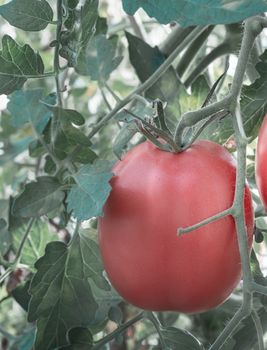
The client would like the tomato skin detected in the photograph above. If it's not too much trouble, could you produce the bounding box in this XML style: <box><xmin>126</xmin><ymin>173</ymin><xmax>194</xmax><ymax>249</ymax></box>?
<box><xmin>256</xmin><ymin>115</ymin><xmax>267</xmax><ymax>211</ymax></box>
<box><xmin>99</xmin><ymin>140</ymin><xmax>254</xmax><ymax>313</ymax></box>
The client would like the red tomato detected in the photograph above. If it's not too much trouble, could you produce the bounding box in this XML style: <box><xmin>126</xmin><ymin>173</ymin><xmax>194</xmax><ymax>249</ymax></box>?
<box><xmin>99</xmin><ymin>140</ymin><xmax>254</xmax><ymax>313</ymax></box>
<box><xmin>256</xmin><ymin>115</ymin><xmax>267</xmax><ymax>211</ymax></box>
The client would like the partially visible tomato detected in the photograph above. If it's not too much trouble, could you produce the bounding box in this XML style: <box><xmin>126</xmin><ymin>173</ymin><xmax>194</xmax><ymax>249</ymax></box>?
<box><xmin>99</xmin><ymin>140</ymin><xmax>254</xmax><ymax>313</ymax></box>
<box><xmin>256</xmin><ymin>115</ymin><xmax>267</xmax><ymax>211</ymax></box>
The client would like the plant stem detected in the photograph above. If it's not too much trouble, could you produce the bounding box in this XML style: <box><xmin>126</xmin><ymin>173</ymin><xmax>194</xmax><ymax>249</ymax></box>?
<box><xmin>251</xmin><ymin>309</ymin><xmax>264</xmax><ymax>350</ymax></box>
<box><xmin>177</xmin><ymin>25</ymin><xmax>214</xmax><ymax>78</ymax></box>
<box><xmin>209</xmin><ymin>293</ymin><xmax>252</xmax><ymax>350</ymax></box>
<box><xmin>15</xmin><ymin>218</ymin><xmax>35</xmax><ymax>264</ymax></box>
<box><xmin>178</xmin><ymin>207</ymin><xmax>233</xmax><ymax>236</ymax></box>
<box><xmin>0</xmin><ymin>72</ymin><xmax>55</xmax><ymax>79</ymax></box>
<box><xmin>92</xmin><ymin>312</ymin><xmax>144</xmax><ymax>349</ymax></box>
<box><xmin>184</xmin><ymin>42</ymin><xmax>231</xmax><ymax>87</ymax></box>
<box><xmin>54</xmin><ymin>0</ymin><xmax>63</xmax><ymax>108</ymax></box>
<box><xmin>159</xmin><ymin>25</ymin><xmax>195</xmax><ymax>56</ymax></box>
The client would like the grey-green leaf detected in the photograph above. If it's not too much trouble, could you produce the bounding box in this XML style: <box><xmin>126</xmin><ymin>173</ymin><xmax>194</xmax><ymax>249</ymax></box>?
<box><xmin>122</xmin><ymin>0</ymin><xmax>267</xmax><ymax>26</ymax></box>
<box><xmin>160</xmin><ymin>326</ymin><xmax>204</xmax><ymax>350</ymax></box>
<box><xmin>67</xmin><ymin>160</ymin><xmax>113</xmax><ymax>220</ymax></box>
<box><xmin>12</xmin><ymin>221</ymin><xmax>58</xmax><ymax>267</ymax></box>
<box><xmin>28</xmin><ymin>229</ymin><xmax>110</xmax><ymax>350</ymax></box>
<box><xmin>0</xmin><ymin>35</ymin><xmax>44</xmax><ymax>95</ymax></box>
<box><xmin>7</xmin><ymin>89</ymin><xmax>55</xmax><ymax>134</ymax></box>
<box><xmin>0</xmin><ymin>0</ymin><xmax>53</xmax><ymax>31</ymax></box>
<box><xmin>76</xmin><ymin>34</ymin><xmax>123</xmax><ymax>80</ymax></box>
<box><xmin>12</xmin><ymin>177</ymin><xmax>65</xmax><ymax>218</ymax></box>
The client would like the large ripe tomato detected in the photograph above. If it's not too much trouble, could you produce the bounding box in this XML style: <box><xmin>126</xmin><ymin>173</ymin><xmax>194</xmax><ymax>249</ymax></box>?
<box><xmin>256</xmin><ymin>115</ymin><xmax>267</xmax><ymax>211</ymax></box>
<box><xmin>99</xmin><ymin>140</ymin><xmax>254</xmax><ymax>313</ymax></box>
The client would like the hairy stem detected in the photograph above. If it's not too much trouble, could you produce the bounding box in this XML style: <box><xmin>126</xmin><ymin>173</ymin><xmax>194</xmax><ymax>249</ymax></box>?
<box><xmin>92</xmin><ymin>312</ymin><xmax>144</xmax><ymax>349</ymax></box>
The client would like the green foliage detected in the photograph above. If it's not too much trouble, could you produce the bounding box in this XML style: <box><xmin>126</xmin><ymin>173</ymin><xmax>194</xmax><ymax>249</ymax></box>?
<box><xmin>12</xmin><ymin>177</ymin><xmax>65</xmax><ymax>218</ymax></box>
<box><xmin>160</xmin><ymin>326</ymin><xmax>204</xmax><ymax>349</ymax></box>
<box><xmin>122</xmin><ymin>0</ymin><xmax>267</xmax><ymax>26</ymax></box>
<box><xmin>0</xmin><ymin>35</ymin><xmax>44</xmax><ymax>95</ymax></box>
<box><xmin>27</xmin><ymin>229</ymin><xmax>111</xmax><ymax>350</ymax></box>
<box><xmin>7</xmin><ymin>89</ymin><xmax>55</xmax><ymax>134</ymax></box>
<box><xmin>67</xmin><ymin>161</ymin><xmax>113</xmax><ymax>220</ymax></box>
<box><xmin>12</xmin><ymin>221</ymin><xmax>58</xmax><ymax>267</ymax></box>
<box><xmin>77</xmin><ymin>34</ymin><xmax>123</xmax><ymax>80</ymax></box>
<box><xmin>0</xmin><ymin>0</ymin><xmax>53</xmax><ymax>31</ymax></box>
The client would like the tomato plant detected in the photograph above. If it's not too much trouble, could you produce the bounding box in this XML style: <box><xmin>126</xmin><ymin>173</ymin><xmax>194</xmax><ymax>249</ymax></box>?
<box><xmin>256</xmin><ymin>114</ymin><xmax>267</xmax><ymax>211</ymax></box>
<box><xmin>99</xmin><ymin>140</ymin><xmax>254</xmax><ymax>313</ymax></box>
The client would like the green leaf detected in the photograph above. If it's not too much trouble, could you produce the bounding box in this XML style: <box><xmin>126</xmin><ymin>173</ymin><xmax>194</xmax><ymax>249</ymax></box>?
<box><xmin>125</xmin><ymin>31</ymin><xmax>165</xmax><ymax>81</ymax></box>
<box><xmin>50</xmin><ymin>107</ymin><xmax>91</xmax><ymax>159</ymax></box>
<box><xmin>12</xmin><ymin>280</ymin><xmax>32</xmax><ymax>311</ymax></box>
<box><xmin>67</xmin><ymin>160</ymin><xmax>113</xmax><ymax>220</ymax></box>
<box><xmin>160</xmin><ymin>326</ymin><xmax>204</xmax><ymax>350</ymax></box>
<box><xmin>126</xmin><ymin>31</ymin><xmax>182</xmax><ymax>125</ymax></box>
<box><xmin>69</xmin><ymin>145</ymin><xmax>98</xmax><ymax>164</ymax></box>
<box><xmin>28</xmin><ymin>229</ymin><xmax>110</xmax><ymax>350</ymax></box>
<box><xmin>67</xmin><ymin>327</ymin><xmax>93</xmax><ymax>345</ymax></box>
<box><xmin>7</xmin><ymin>89</ymin><xmax>56</xmax><ymax>134</ymax></box>
<box><xmin>0</xmin><ymin>0</ymin><xmax>53</xmax><ymax>31</ymax></box>
<box><xmin>76</xmin><ymin>34</ymin><xmax>123</xmax><ymax>80</ymax></box>
<box><xmin>0</xmin><ymin>35</ymin><xmax>44</xmax><ymax>95</ymax></box>
<box><xmin>12</xmin><ymin>221</ymin><xmax>58</xmax><ymax>267</ymax></box>
<box><xmin>12</xmin><ymin>177</ymin><xmax>65</xmax><ymax>218</ymax></box>
<box><xmin>122</xmin><ymin>0</ymin><xmax>267</xmax><ymax>26</ymax></box>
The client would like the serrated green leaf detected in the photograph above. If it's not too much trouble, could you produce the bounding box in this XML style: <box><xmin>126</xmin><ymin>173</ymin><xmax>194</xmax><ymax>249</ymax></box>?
<box><xmin>0</xmin><ymin>0</ymin><xmax>53</xmax><ymax>31</ymax></box>
<box><xmin>12</xmin><ymin>176</ymin><xmax>65</xmax><ymax>218</ymax></box>
<box><xmin>160</xmin><ymin>326</ymin><xmax>204</xmax><ymax>350</ymax></box>
<box><xmin>49</xmin><ymin>107</ymin><xmax>91</xmax><ymax>159</ymax></box>
<box><xmin>12</xmin><ymin>221</ymin><xmax>58</xmax><ymax>267</ymax></box>
<box><xmin>28</xmin><ymin>229</ymin><xmax>110</xmax><ymax>350</ymax></box>
<box><xmin>0</xmin><ymin>35</ymin><xmax>44</xmax><ymax>95</ymax></box>
<box><xmin>122</xmin><ymin>0</ymin><xmax>267</xmax><ymax>26</ymax></box>
<box><xmin>77</xmin><ymin>34</ymin><xmax>122</xmax><ymax>80</ymax></box>
<box><xmin>7</xmin><ymin>89</ymin><xmax>55</xmax><ymax>134</ymax></box>
<box><xmin>67</xmin><ymin>160</ymin><xmax>113</xmax><ymax>220</ymax></box>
